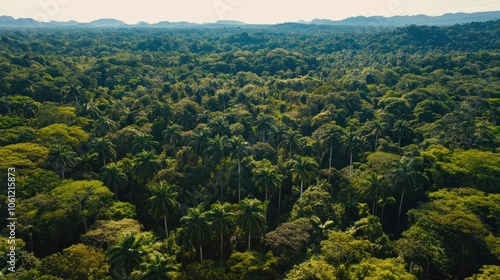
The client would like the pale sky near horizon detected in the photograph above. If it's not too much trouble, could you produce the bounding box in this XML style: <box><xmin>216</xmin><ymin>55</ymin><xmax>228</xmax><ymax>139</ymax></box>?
<box><xmin>1</xmin><ymin>0</ymin><xmax>499</xmax><ymax>24</ymax></box>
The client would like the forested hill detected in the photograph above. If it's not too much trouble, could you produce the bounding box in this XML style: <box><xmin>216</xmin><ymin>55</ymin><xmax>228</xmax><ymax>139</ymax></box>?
<box><xmin>0</xmin><ymin>18</ymin><xmax>499</xmax><ymax>280</ymax></box>
<box><xmin>1</xmin><ymin>10</ymin><xmax>500</xmax><ymax>28</ymax></box>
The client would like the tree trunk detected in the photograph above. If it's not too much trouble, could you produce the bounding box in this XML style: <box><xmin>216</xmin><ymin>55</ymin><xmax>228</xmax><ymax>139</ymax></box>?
<box><xmin>328</xmin><ymin>142</ymin><xmax>333</xmax><ymax>183</ymax></box>
<box><xmin>300</xmin><ymin>179</ymin><xmax>304</xmax><ymax>198</ymax></box>
<box><xmin>238</xmin><ymin>154</ymin><xmax>241</xmax><ymax>202</ymax></box>
<box><xmin>164</xmin><ymin>215</ymin><xmax>168</xmax><ymax>238</ymax></box>
<box><xmin>349</xmin><ymin>151</ymin><xmax>353</xmax><ymax>176</ymax></box>
<box><xmin>278</xmin><ymin>188</ymin><xmax>282</xmax><ymax>214</ymax></box>
<box><xmin>374</xmin><ymin>134</ymin><xmax>378</xmax><ymax>152</ymax></box>
<box><xmin>200</xmin><ymin>245</ymin><xmax>203</xmax><ymax>262</ymax></box>
<box><xmin>220</xmin><ymin>232</ymin><xmax>224</xmax><ymax>262</ymax></box>
<box><xmin>397</xmin><ymin>186</ymin><xmax>405</xmax><ymax>230</ymax></box>
<box><xmin>248</xmin><ymin>232</ymin><xmax>251</xmax><ymax>251</ymax></box>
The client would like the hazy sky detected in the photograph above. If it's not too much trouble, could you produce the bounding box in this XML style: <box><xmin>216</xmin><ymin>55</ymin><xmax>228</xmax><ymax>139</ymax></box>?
<box><xmin>2</xmin><ymin>0</ymin><xmax>499</xmax><ymax>24</ymax></box>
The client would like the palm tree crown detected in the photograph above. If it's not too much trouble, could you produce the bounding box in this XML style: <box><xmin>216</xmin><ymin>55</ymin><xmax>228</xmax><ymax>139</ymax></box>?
<box><xmin>48</xmin><ymin>144</ymin><xmax>79</xmax><ymax>180</ymax></box>
<box><xmin>290</xmin><ymin>156</ymin><xmax>319</xmax><ymax>198</ymax></box>
<box><xmin>181</xmin><ymin>203</ymin><xmax>211</xmax><ymax>262</ymax></box>
<box><xmin>237</xmin><ymin>198</ymin><xmax>267</xmax><ymax>251</ymax></box>
<box><xmin>149</xmin><ymin>182</ymin><xmax>180</xmax><ymax>238</ymax></box>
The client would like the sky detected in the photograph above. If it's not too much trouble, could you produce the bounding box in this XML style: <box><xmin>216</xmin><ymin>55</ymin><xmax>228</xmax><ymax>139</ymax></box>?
<box><xmin>1</xmin><ymin>0</ymin><xmax>500</xmax><ymax>24</ymax></box>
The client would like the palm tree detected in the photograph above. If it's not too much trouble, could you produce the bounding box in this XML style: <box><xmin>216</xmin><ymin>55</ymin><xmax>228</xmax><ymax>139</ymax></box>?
<box><xmin>48</xmin><ymin>144</ymin><xmax>79</xmax><ymax>180</ymax></box>
<box><xmin>133</xmin><ymin>133</ymin><xmax>159</xmax><ymax>153</ymax></box>
<box><xmin>269</xmin><ymin>124</ymin><xmax>287</xmax><ymax>152</ymax></box>
<box><xmin>80</xmin><ymin>152</ymin><xmax>98</xmax><ymax>173</ymax></box>
<box><xmin>370</xmin><ymin>120</ymin><xmax>385</xmax><ymax>152</ymax></box>
<box><xmin>149</xmin><ymin>182</ymin><xmax>180</xmax><ymax>238</ymax></box>
<box><xmin>90</xmin><ymin>137</ymin><xmax>116</xmax><ymax>166</ymax></box>
<box><xmin>178</xmin><ymin>108</ymin><xmax>195</xmax><ymax>130</ymax></box>
<box><xmin>290</xmin><ymin>156</ymin><xmax>318</xmax><ymax>198</ymax></box>
<box><xmin>393</xmin><ymin>119</ymin><xmax>411</xmax><ymax>147</ymax></box>
<box><xmin>378</xmin><ymin>196</ymin><xmax>395</xmax><ymax>224</ymax></box>
<box><xmin>181</xmin><ymin>203</ymin><xmax>211</xmax><ymax>262</ymax></box>
<box><xmin>208</xmin><ymin>117</ymin><xmax>230</xmax><ymax>137</ymax></box>
<box><xmin>390</xmin><ymin>156</ymin><xmax>421</xmax><ymax>229</ymax></box>
<box><xmin>252</xmin><ymin>160</ymin><xmax>283</xmax><ymax>202</ymax></box>
<box><xmin>216</xmin><ymin>91</ymin><xmax>231</xmax><ymax>111</ymax></box>
<box><xmin>282</xmin><ymin>129</ymin><xmax>303</xmax><ymax>159</ymax></box>
<box><xmin>350</xmin><ymin>215</ymin><xmax>383</xmax><ymax>242</ymax></box>
<box><xmin>14</xmin><ymin>99</ymin><xmax>39</xmax><ymax>118</ymax></box>
<box><xmin>163</xmin><ymin>124</ymin><xmax>184</xmax><ymax>155</ymax></box>
<box><xmin>237</xmin><ymin>198</ymin><xmax>267</xmax><ymax>251</ymax></box>
<box><xmin>205</xmin><ymin>135</ymin><xmax>229</xmax><ymax>200</ymax></box>
<box><xmin>101</xmin><ymin>163</ymin><xmax>128</xmax><ymax>198</ymax></box>
<box><xmin>319</xmin><ymin>124</ymin><xmax>344</xmax><ymax>183</ymax></box>
<box><xmin>229</xmin><ymin>135</ymin><xmax>251</xmax><ymax>202</ymax></box>
<box><xmin>190</xmin><ymin>127</ymin><xmax>211</xmax><ymax>165</ymax></box>
<box><xmin>132</xmin><ymin>151</ymin><xmax>161</xmax><ymax>183</ymax></box>
<box><xmin>149</xmin><ymin>101</ymin><xmax>175</xmax><ymax>121</ymax></box>
<box><xmin>255</xmin><ymin>114</ymin><xmax>275</xmax><ymax>143</ymax></box>
<box><xmin>65</xmin><ymin>84</ymin><xmax>82</xmax><ymax>105</ymax></box>
<box><xmin>136</xmin><ymin>253</ymin><xmax>178</xmax><ymax>280</ymax></box>
<box><xmin>95</xmin><ymin>116</ymin><xmax>117</xmax><ymax>137</ymax></box>
<box><xmin>107</xmin><ymin>232</ymin><xmax>145</xmax><ymax>280</ymax></box>
<box><xmin>207</xmin><ymin>202</ymin><xmax>236</xmax><ymax>262</ymax></box>
<box><xmin>341</xmin><ymin>128</ymin><xmax>363</xmax><ymax>176</ymax></box>
<box><xmin>359</xmin><ymin>173</ymin><xmax>387</xmax><ymax>215</ymax></box>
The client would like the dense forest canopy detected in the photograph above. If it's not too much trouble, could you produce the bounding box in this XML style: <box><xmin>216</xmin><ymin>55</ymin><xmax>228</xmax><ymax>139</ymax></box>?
<box><xmin>0</xmin><ymin>19</ymin><xmax>499</xmax><ymax>279</ymax></box>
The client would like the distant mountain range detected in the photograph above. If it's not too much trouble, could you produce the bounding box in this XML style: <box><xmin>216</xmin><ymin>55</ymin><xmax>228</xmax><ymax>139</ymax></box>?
<box><xmin>0</xmin><ymin>11</ymin><xmax>499</xmax><ymax>28</ymax></box>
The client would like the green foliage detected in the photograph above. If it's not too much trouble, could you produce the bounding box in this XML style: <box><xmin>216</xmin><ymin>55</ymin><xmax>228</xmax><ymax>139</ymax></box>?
<box><xmin>81</xmin><ymin>218</ymin><xmax>142</xmax><ymax>247</ymax></box>
<box><xmin>264</xmin><ymin>218</ymin><xmax>312</xmax><ymax>266</ymax></box>
<box><xmin>1</xmin><ymin>20</ymin><xmax>499</xmax><ymax>279</ymax></box>
<box><xmin>398</xmin><ymin>188</ymin><xmax>498</xmax><ymax>279</ymax></box>
<box><xmin>320</xmin><ymin>231</ymin><xmax>372</xmax><ymax>267</ymax></box>
<box><xmin>285</xmin><ymin>258</ymin><xmax>337</xmax><ymax>280</ymax></box>
<box><xmin>349</xmin><ymin>258</ymin><xmax>416</xmax><ymax>280</ymax></box>
<box><xmin>290</xmin><ymin>183</ymin><xmax>335</xmax><ymax>223</ymax></box>
<box><xmin>39</xmin><ymin>244</ymin><xmax>111</xmax><ymax>280</ymax></box>
<box><xmin>226</xmin><ymin>251</ymin><xmax>278</xmax><ymax>280</ymax></box>
<box><xmin>37</xmin><ymin>123</ymin><xmax>88</xmax><ymax>147</ymax></box>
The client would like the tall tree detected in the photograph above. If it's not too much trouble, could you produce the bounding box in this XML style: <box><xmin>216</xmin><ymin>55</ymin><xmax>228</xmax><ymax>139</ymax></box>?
<box><xmin>255</xmin><ymin>114</ymin><xmax>275</xmax><ymax>143</ymax></box>
<box><xmin>149</xmin><ymin>182</ymin><xmax>180</xmax><ymax>238</ymax></box>
<box><xmin>253</xmin><ymin>160</ymin><xmax>283</xmax><ymax>202</ymax></box>
<box><xmin>359</xmin><ymin>173</ymin><xmax>387</xmax><ymax>216</ymax></box>
<box><xmin>370</xmin><ymin>120</ymin><xmax>385</xmax><ymax>152</ymax></box>
<box><xmin>132</xmin><ymin>150</ymin><xmax>161</xmax><ymax>183</ymax></box>
<box><xmin>269</xmin><ymin>124</ymin><xmax>288</xmax><ymax>153</ymax></box>
<box><xmin>390</xmin><ymin>156</ymin><xmax>421</xmax><ymax>230</ymax></box>
<box><xmin>95</xmin><ymin>116</ymin><xmax>117</xmax><ymax>137</ymax></box>
<box><xmin>181</xmin><ymin>203</ymin><xmax>211</xmax><ymax>262</ymax></box>
<box><xmin>133</xmin><ymin>133</ymin><xmax>159</xmax><ymax>153</ymax></box>
<box><xmin>229</xmin><ymin>135</ymin><xmax>251</xmax><ymax>202</ymax></box>
<box><xmin>90</xmin><ymin>137</ymin><xmax>117</xmax><ymax>166</ymax></box>
<box><xmin>393</xmin><ymin>119</ymin><xmax>412</xmax><ymax>147</ymax></box>
<box><xmin>190</xmin><ymin>126</ymin><xmax>211</xmax><ymax>165</ymax></box>
<box><xmin>319</xmin><ymin>124</ymin><xmax>345</xmax><ymax>183</ymax></box>
<box><xmin>107</xmin><ymin>233</ymin><xmax>145</xmax><ymax>280</ymax></box>
<box><xmin>341</xmin><ymin>127</ymin><xmax>363</xmax><ymax>176</ymax></box>
<box><xmin>207</xmin><ymin>202</ymin><xmax>236</xmax><ymax>262</ymax></box>
<box><xmin>48</xmin><ymin>144</ymin><xmax>78</xmax><ymax>180</ymax></box>
<box><xmin>282</xmin><ymin>129</ymin><xmax>303</xmax><ymax>159</ymax></box>
<box><xmin>290</xmin><ymin>156</ymin><xmax>319</xmax><ymax>198</ymax></box>
<box><xmin>205</xmin><ymin>134</ymin><xmax>230</xmax><ymax>200</ymax></box>
<box><xmin>237</xmin><ymin>198</ymin><xmax>267</xmax><ymax>251</ymax></box>
<box><xmin>101</xmin><ymin>163</ymin><xmax>128</xmax><ymax>198</ymax></box>
<box><xmin>163</xmin><ymin>124</ymin><xmax>184</xmax><ymax>156</ymax></box>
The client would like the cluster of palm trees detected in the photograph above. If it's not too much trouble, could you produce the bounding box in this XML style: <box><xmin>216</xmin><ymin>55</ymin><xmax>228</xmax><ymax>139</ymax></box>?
<box><xmin>181</xmin><ymin>198</ymin><xmax>266</xmax><ymax>262</ymax></box>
